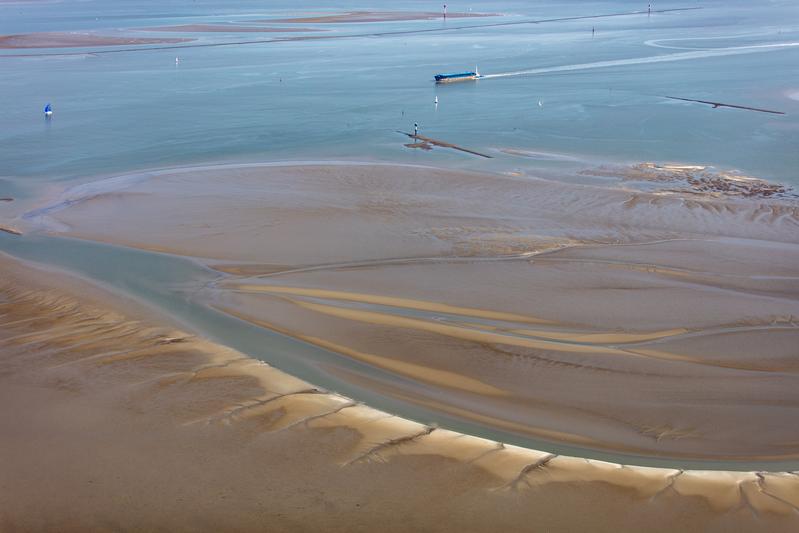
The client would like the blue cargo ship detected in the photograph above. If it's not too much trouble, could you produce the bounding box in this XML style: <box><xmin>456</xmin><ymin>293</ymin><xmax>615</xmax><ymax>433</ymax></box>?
<box><xmin>434</xmin><ymin>67</ymin><xmax>482</xmax><ymax>83</ymax></box>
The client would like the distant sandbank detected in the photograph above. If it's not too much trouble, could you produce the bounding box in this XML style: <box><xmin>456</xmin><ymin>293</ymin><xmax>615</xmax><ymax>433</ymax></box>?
<box><xmin>139</xmin><ymin>24</ymin><xmax>325</xmax><ymax>33</ymax></box>
<box><xmin>0</xmin><ymin>32</ymin><xmax>192</xmax><ymax>49</ymax></box>
<box><xmin>268</xmin><ymin>11</ymin><xmax>496</xmax><ymax>24</ymax></box>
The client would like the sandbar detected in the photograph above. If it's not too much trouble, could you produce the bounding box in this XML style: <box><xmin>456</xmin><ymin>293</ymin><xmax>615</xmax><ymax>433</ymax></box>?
<box><xmin>0</xmin><ymin>226</ymin><xmax>21</xmax><ymax>235</ymax></box>
<box><xmin>584</xmin><ymin>163</ymin><xmax>795</xmax><ymax>198</ymax></box>
<box><xmin>0</xmin><ymin>32</ymin><xmax>192</xmax><ymax>49</ymax></box>
<box><xmin>139</xmin><ymin>24</ymin><xmax>324</xmax><ymax>33</ymax></box>
<box><xmin>269</xmin><ymin>11</ymin><xmax>496</xmax><ymax>24</ymax></box>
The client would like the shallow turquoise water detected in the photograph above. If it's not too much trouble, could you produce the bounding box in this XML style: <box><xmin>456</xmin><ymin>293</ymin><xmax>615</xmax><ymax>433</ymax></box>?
<box><xmin>1</xmin><ymin>0</ymin><xmax>798</xmax><ymax>470</ymax></box>
<box><xmin>1</xmin><ymin>0</ymin><xmax>798</xmax><ymax>198</ymax></box>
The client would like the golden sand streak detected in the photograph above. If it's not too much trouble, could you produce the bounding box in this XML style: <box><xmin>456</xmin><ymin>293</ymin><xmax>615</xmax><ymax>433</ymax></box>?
<box><xmin>215</xmin><ymin>304</ymin><xmax>506</xmax><ymax>397</ymax></box>
<box><xmin>289</xmin><ymin>298</ymin><xmax>646</xmax><ymax>355</ymax></box>
<box><xmin>227</xmin><ymin>284</ymin><xmax>557</xmax><ymax>325</ymax></box>
<box><xmin>507</xmin><ymin>327</ymin><xmax>690</xmax><ymax>344</ymax></box>
<box><xmin>231</xmin><ymin>285</ymin><xmax>694</xmax><ymax>346</ymax></box>
<box><xmin>296</xmin><ymin>333</ymin><xmax>507</xmax><ymax>397</ymax></box>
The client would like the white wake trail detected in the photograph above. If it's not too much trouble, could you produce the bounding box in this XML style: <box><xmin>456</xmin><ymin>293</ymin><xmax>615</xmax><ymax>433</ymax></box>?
<box><xmin>643</xmin><ymin>31</ymin><xmax>785</xmax><ymax>50</ymax></box>
<box><xmin>480</xmin><ymin>42</ymin><xmax>799</xmax><ymax>79</ymax></box>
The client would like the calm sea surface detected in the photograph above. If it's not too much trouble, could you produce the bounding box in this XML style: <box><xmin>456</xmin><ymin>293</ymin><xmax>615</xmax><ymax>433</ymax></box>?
<box><xmin>1</xmin><ymin>0</ymin><xmax>798</xmax><ymax>200</ymax></box>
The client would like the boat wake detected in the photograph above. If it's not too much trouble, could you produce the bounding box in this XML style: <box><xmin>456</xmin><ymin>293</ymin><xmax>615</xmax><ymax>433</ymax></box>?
<box><xmin>642</xmin><ymin>30</ymin><xmax>790</xmax><ymax>50</ymax></box>
<box><xmin>480</xmin><ymin>41</ymin><xmax>799</xmax><ymax>80</ymax></box>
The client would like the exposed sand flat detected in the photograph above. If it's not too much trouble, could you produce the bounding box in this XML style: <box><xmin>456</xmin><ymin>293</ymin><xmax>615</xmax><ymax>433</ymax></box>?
<box><xmin>584</xmin><ymin>163</ymin><xmax>795</xmax><ymax>198</ymax></box>
<box><xmin>269</xmin><ymin>11</ymin><xmax>495</xmax><ymax>24</ymax></box>
<box><xmin>0</xmin><ymin>225</ymin><xmax>21</xmax><ymax>235</ymax></box>
<box><xmin>213</xmin><ymin>271</ymin><xmax>799</xmax><ymax>459</ymax></box>
<box><xmin>139</xmin><ymin>24</ymin><xmax>324</xmax><ymax>33</ymax></box>
<box><xmin>0</xmin><ymin>32</ymin><xmax>192</xmax><ymax>49</ymax></box>
<box><xmin>35</xmin><ymin>163</ymin><xmax>799</xmax><ymax>263</ymax></box>
<box><xmin>2</xmin><ymin>254</ymin><xmax>798</xmax><ymax>531</ymax></box>
<box><xmin>27</xmin><ymin>163</ymin><xmax>799</xmax><ymax>461</ymax></box>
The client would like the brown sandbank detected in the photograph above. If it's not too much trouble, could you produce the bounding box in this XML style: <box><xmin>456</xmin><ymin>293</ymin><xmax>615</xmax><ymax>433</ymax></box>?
<box><xmin>269</xmin><ymin>11</ymin><xmax>496</xmax><ymax>24</ymax></box>
<box><xmin>0</xmin><ymin>225</ymin><xmax>21</xmax><ymax>235</ymax></box>
<box><xmin>0</xmin><ymin>32</ymin><xmax>191</xmax><ymax>49</ymax></box>
<box><xmin>139</xmin><ymin>24</ymin><xmax>325</xmax><ymax>33</ymax></box>
<box><xmin>584</xmin><ymin>163</ymin><xmax>795</xmax><ymax>198</ymax></box>
<box><xmin>30</xmin><ymin>163</ymin><xmax>799</xmax><ymax>462</ymax></box>
<box><xmin>2</xmin><ymin>253</ymin><xmax>798</xmax><ymax>531</ymax></box>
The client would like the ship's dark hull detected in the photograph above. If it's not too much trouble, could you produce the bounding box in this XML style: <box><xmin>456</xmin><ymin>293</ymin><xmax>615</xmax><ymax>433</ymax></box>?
<box><xmin>434</xmin><ymin>72</ymin><xmax>480</xmax><ymax>83</ymax></box>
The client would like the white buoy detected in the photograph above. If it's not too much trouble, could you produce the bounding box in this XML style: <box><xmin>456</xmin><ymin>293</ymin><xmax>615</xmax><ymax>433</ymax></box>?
<box><xmin>175</xmin><ymin>56</ymin><xmax>180</xmax><ymax>64</ymax></box>
<box><xmin>538</xmin><ymin>100</ymin><xmax>543</xmax><ymax>107</ymax></box>
<box><xmin>434</xmin><ymin>96</ymin><xmax>439</xmax><ymax>105</ymax></box>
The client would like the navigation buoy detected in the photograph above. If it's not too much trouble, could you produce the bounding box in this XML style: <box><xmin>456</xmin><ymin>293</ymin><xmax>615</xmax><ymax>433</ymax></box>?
<box><xmin>44</xmin><ymin>103</ymin><xmax>53</xmax><ymax>117</ymax></box>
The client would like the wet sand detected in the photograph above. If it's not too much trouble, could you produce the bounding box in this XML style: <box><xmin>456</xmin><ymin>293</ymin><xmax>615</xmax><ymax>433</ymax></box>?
<box><xmin>2</xmin><ymin>253</ymin><xmax>798</xmax><ymax>531</ymax></box>
<box><xmin>269</xmin><ymin>11</ymin><xmax>495</xmax><ymax>24</ymax></box>
<box><xmin>140</xmin><ymin>24</ymin><xmax>324</xmax><ymax>33</ymax></box>
<box><xmin>399</xmin><ymin>131</ymin><xmax>493</xmax><ymax>158</ymax></box>
<box><xmin>27</xmin><ymin>163</ymin><xmax>799</xmax><ymax>463</ymax></box>
<box><xmin>0</xmin><ymin>226</ymin><xmax>21</xmax><ymax>235</ymax></box>
<box><xmin>0</xmin><ymin>32</ymin><xmax>191</xmax><ymax>49</ymax></box>
<box><xmin>584</xmin><ymin>163</ymin><xmax>795</xmax><ymax>198</ymax></box>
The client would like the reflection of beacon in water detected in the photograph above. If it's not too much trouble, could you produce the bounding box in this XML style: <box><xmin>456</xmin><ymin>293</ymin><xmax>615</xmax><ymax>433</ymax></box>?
<box><xmin>44</xmin><ymin>103</ymin><xmax>53</xmax><ymax>117</ymax></box>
